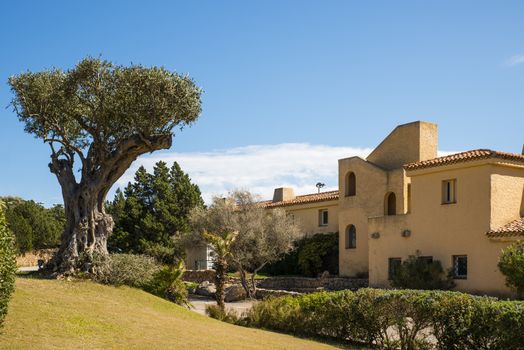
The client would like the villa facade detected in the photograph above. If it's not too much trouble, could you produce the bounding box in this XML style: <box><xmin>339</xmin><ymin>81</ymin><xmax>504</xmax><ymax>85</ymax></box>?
<box><xmin>264</xmin><ymin>121</ymin><xmax>524</xmax><ymax>296</ymax></box>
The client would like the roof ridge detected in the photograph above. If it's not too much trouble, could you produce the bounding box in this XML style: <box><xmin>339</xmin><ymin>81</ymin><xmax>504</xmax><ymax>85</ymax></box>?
<box><xmin>405</xmin><ymin>148</ymin><xmax>524</xmax><ymax>171</ymax></box>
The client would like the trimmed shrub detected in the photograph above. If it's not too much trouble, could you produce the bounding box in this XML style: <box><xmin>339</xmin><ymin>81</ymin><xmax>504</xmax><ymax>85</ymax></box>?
<box><xmin>0</xmin><ymin>201</ymin><xmax>16</xmax><ymax>329</ymax></box>
<box><xmin>498</xmin><ymin>241</ymin><xmax>524</xmax><ymax>298</ymax></box>
<box><xmin>391</xmin><ymin>255</ymin><xmax>454</xmax><ymax>290</ymax></box>
<box><xmin>244</xmin><ymin>288</ymin><xmax>524</xmax><ymax>350</ymax></box>
<box><xmin>93</xmin><ymin>253</ymin><xmax>160</xmax><ymax>289</ymax></box>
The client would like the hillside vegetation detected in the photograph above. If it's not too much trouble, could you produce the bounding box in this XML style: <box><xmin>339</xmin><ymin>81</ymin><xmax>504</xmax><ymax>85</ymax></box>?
<box><xmin>0</xmin><ymin>278</ymin><xmax>344</xmax><ymax>350</ymax></box>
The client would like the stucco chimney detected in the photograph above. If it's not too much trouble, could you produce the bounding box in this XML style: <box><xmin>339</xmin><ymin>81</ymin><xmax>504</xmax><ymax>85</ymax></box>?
<box><xmin>272</xmin><ymin>187</ymin><xmax>295</xmax><ymax>203</ymax></box>
<box><xmin>521</xmin><ymin>144</ymin><xmax>524</xmax><ymax>155</ymax></box>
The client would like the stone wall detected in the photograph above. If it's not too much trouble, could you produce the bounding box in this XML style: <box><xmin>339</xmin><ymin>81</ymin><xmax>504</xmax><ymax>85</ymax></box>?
<box><xmin>258</xmin><ymin>276</ymin><xmax>368</xmax><ymax>292</ymax></box>
<box><xmin>16</xmin><ymin>249</ymin><xmax>57</xmax><ymax>267</ymax></box>
<box><xmin>183</xmin><ymin>269</ymin><xmax>216</xmax><ymax>283</ymax></box>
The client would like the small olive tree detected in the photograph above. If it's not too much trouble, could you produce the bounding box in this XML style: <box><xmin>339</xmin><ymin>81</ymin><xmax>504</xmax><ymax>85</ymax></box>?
<box><xmin>0</xmin><ymin>201</ymin><xmax>16</xmax><ymax>329</ymax></box>
<box><xmin>498</xmin><ymin>241</ymin><xmax>524</xmax><ymax>298</ymax></box>
<box><xmin>190</xmin><ymin>191</ymin><xmax>300</xmax><ymax>300</ymax></box>
<box><xmin>230</xmin><ymin>191</ymin><xmax>300</xmax><ymax>298</ymax></box>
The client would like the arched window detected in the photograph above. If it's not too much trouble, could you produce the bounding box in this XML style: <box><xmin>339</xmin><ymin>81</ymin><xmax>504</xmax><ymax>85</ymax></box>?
<box><xmin>345</xmin><ymin>224</ymin><xmax>356</xmax><ymax>249</ymax></box>
<box><xmin>346</xmin><ymin>172</ymin><xmax>356</xmax><ymax>197</ymax></box>
<box><xmin>385</xmin><ymin>192</ymin><xmax>396</xmax><ymax>216</ymax></box>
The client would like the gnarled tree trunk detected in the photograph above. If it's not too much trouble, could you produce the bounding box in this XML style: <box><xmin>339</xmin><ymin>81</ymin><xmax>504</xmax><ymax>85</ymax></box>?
<box><xmin>55</xmin><ymin>185</ymin><xmax>114</xmax><ymax>274</ymax></box>
<box><xmin>49</xmin><ymin>134</ymin><xmax>172</xmax><ymax>274</ymax></box>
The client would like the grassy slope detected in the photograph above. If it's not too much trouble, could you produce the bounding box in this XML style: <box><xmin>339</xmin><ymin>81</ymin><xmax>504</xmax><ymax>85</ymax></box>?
<box><xmin>0</xmin><ymin>278</ymin><xmax>344</xmax><ymax>350</ymax></box>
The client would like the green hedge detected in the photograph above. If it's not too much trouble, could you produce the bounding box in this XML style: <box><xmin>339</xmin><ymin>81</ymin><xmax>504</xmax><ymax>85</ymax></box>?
<box><xmin>245</xmin><ymin>288</ymin><xmax>524</xmax><ymax>350</ymax></box>
<box><xmin>0</xmin><ymin>202</ymin><xmax>16</xmax><ymax>329</ymax></box>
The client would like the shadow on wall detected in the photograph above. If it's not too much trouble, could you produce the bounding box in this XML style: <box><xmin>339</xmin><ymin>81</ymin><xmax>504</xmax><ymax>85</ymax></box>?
<box><xmin>521</xmin><ymin>185</ymin><xmax>524</xmax><ymax>217</ymax></box>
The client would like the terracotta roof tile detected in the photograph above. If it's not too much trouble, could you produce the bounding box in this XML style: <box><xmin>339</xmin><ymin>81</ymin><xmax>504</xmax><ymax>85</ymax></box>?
<box><xmin>404</xmin><ymin>149</ymin><xmax>524</xmax><ymax>171</ymax></box>
<box><xmin>260</xmin><ymin>190</ymin><xmax>339</xmax><ymax>208</ymax></box>
<box><xmin>487</xmin><ymin>218</ymin><xmax>524</xmax><ymax>238</ymax></box>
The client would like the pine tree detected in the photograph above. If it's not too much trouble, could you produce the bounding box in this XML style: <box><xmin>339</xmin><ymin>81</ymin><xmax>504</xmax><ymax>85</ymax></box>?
<box><xmin>108</xmin><ymin>162</ymin><xmax>203</xmax><ymax>263</ymax></box>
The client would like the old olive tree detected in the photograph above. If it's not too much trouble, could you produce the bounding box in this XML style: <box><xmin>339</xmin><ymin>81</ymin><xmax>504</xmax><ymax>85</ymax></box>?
<box><xmin>8</xmin><ymin>58</ymin><xmax>201</xmax><ymax>273</ymax></box>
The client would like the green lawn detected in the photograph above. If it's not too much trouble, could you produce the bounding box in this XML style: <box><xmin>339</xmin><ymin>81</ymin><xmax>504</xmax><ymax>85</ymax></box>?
<box><xmin>0</xmin><ymin>278</ymin><xmax>350</xmax><ymax>350</ymax></box>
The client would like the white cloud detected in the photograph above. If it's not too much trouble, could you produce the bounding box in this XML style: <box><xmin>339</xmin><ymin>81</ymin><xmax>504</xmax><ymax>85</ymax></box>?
<box><xmin>505</xmin><ymin>54</ymin><xmax>524</xmax><ymax>67</ymax></box>
<box><xmin>110</xmin><ymin>144</ymin><xmax>460</xmax><ymax>204</ymax></box>
<box><xmin>112</xmin><ymin>143</ymin><xmax>372</xmax><ymax>203</ymax></box>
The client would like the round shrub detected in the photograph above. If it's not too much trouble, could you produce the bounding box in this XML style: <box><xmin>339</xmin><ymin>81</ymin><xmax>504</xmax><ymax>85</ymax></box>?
<box><xmin>391</xmin><ymin>255</ymin><xmax>455</xmax><ymax>290</ymax></box>
<box><xmin>144</xmin><ymin>262</ymin><xmax>189</xmax><ymax>306</ymax></box>
<box><xmin>0</xmin><ymin>201</ymin><xmax>16</xmax><ymax>329</ymax></box>
<box><xmin>93</xmin><ymin>253</ymin><xmax>160</xmax><ymax>289</ymax></box>
<box><xmin>498</xmin><ymin>241</ymin><xmax>524</xmax><ymax>298</ymax></box>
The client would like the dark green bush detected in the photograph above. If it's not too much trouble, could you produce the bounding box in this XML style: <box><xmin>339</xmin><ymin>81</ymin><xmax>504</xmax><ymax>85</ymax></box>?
<box><xmin>263</xmin><ymin>232</ymin><xmax>338</xmax><ymax>276</ymax></box>
<box><xmin>93</xmin><ymin>253</ymin><xmax>160</xmax><ymax>289</ymax></box>
<box><xmin>244</xmin><ymin>288</ymin><xmax>524</xmax><ymax>350</ymax></box>
<box><xmin>498</xmin><ymin>241</ymin><xmax>524</xmax><ymax>298</ymax></box>
<box><xmin>0</xmin><ymin>202</ymin><xmax>16</xmax><ymax>329</ymax></box>
<box><xmin>144</xmin><ymin>262</ymin><xmax>189</xmax><ymax>306</ymax></box>
<box><xmin>391</xmin><ymin>255</ymin><xmax>454</xmax><ymax>290</ymax></box>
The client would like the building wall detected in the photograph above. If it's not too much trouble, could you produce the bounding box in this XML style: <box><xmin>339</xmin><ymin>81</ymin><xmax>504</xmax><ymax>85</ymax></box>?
<box><xmin>490</xmin><ymin>163</ymin><xmax>524</xmax><ymax>229</ymax></box>
<box><xmin>366</xmin><ymin>121</ymin><xmax>437</xmax><ymax>170</ymax></box>
<box><xmin>284</xmin><ymin>200</ymin><xmax>339</xmax><ymax>236</ymax></box>
<box><xmin>338</xmin><ymin>157</ymin><xmax>386</xmax><ymax>276</ymax></box>
<box><xmin>368</xmin><ymin>162</ymin><xmax>520</xmax><ymax>296</ymax></box>
<box><xmin>185</xmin><ymin>244</ymin><xmax>213</xmax><ymax>270</ymax></box>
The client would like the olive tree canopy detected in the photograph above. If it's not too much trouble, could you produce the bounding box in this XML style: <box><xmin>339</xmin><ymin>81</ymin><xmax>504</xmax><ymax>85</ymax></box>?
<box><xmin>8</xmin><ymin>58</ymin><xmax>202</xmax><ymax>273</ymax></box>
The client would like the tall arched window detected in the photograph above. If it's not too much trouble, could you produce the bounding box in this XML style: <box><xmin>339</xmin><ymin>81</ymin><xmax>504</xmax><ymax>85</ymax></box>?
<box><xmin>345</xmin><ymin>224</ymin><xmax>356</xmax><ymax>249</ymax></box>
<box><xmin>346</xmin><ymin>172</ymin><xmax>356</xmax><ymax>197</ymax></box>
<box><xmin>385</xmin><ymin>192</ymin><xmax>396</xmax><ymax>216</ymax></box>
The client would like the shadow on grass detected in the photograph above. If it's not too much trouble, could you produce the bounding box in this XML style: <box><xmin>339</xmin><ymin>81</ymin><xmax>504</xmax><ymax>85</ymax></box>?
<box><xmin>252</xmin><ymin>329</ymin><xmax>370</xmax><ymax>350</ymax></box>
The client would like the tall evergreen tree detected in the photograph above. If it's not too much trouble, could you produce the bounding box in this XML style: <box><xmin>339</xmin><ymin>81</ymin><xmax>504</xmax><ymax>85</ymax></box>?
<box><xmin>109</xmin><ymin>161</ymin><xmax>203</xmax><ymax>262</ymax></box>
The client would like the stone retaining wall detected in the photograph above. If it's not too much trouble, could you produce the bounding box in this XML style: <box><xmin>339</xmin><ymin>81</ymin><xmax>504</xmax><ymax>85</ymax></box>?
<box><xmin>258</xmin><ymin>276</ymin><xmax>368</xmax><ymax>292</ymax></box>
<box><xmin>183</xmin><ymin>269</ymin><xmax>216</xmax><ymax>283</ymax></box>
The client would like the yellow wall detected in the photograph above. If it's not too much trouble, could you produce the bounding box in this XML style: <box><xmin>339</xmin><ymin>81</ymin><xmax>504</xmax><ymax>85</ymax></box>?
<box><xmin>284</xmin><ymin>200</ymin><xmax>339</xmax><ymax>236</ymax></box>
<box><xmin>368</xmin><ymin>161</ymin><xmax>524</xmax><ymax>297</ymax></box>
<box><xmin>366</xmin><ymin>121</ymin><xmax>437</xmax><ymax>170</ymax></box>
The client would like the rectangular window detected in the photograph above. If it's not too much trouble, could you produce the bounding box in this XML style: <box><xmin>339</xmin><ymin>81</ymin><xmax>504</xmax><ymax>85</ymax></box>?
<box><xmin>441</xmin><ymin>179</ymin><xmax>457</xmax><ymax>204</ymax></box>
<box><xmin>388</xmin><ymin>258</ymin><xmax>401</xmax><ymax>280</ymax></box>
<box><xmin>319</xmin><ymin>209</ymin><xmax>328</xmax><ymax>226</ymax></box>
<box><xmin>453</xmin><ymin>255</ymin><xmax>468</xmax><ymax>279</ymax></box>
<box><xmin>419</xmin><ymin>256</ymin><xmax>433</xmax><ymax>264</ymax></box>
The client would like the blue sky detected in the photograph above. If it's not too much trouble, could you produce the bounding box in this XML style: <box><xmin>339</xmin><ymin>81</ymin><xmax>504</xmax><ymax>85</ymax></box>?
<box><xmin>1</xmin><ymin>1</ymin><xmax>523</xmax><ymax>206</ymax></box>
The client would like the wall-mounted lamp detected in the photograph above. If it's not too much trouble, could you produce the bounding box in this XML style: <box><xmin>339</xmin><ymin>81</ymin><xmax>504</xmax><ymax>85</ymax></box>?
<box><xmin>371</xmin><ymin>232</ymin><xmax>380</xmax><ymax>239</ymax></box>
<box><xmin>401</xmin><ymin>229</ymin><xmax>411</xmax><ymax>237</ymax></box>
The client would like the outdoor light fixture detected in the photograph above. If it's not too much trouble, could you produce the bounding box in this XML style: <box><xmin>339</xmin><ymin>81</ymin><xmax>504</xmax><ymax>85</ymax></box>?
<box><xmin>401</xmin><ymin>229</ymin><xmax>411</xmax><ymax>237</ymax></box>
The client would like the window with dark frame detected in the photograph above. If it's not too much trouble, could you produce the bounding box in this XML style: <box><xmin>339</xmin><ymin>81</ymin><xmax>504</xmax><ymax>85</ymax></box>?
<box><xmin>442</xmin><ymin>179</ymin><xmax>456</xmax><ymax>204</ymax></box>
<box><xmin>388</xmin><ymin>258</ymin><xmax>401</xmax><ymax>280</ymax></box>
<box><xmin>346</xmin><ymin>225</ymin><xmax>356</xmax><ymax>249</ymax></box>
<box><xmin>319</xmin><ymin>209</ymin><xmax>328</xmax><ymax>226</ymax></box>
<box><xmin>453</xmin><ymin>255</ymin><xmax>468</xmax><ymax>279</ymax></box>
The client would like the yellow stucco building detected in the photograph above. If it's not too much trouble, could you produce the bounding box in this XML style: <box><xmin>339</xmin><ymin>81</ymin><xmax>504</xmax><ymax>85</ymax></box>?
<box><xmin>266</xmin><ymin>121</ymin><xmax>524</xmax><ymax>296</ymax></box>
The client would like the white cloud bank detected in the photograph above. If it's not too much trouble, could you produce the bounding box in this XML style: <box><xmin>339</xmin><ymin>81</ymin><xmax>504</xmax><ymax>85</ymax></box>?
<box><xmin>112</xmin><ymin>144</ymin><xmax>459</xmax><ymax>204</ymax></box>
<box><xmin>114</xmin><ymin>143</ymin><xmax>373</xmax><ymax>203</ymax></box>
<box><xmin>505</xmin><ymin>54</ymin><xmax>524</xmax><ymax>67</ymax></box>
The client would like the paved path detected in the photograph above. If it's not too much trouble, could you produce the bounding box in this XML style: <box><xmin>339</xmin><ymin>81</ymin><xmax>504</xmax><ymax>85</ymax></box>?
<box><xmin>189</xmin><ymin>295</ymin><xmax>256</xmax><ymax>316</ymax></box>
